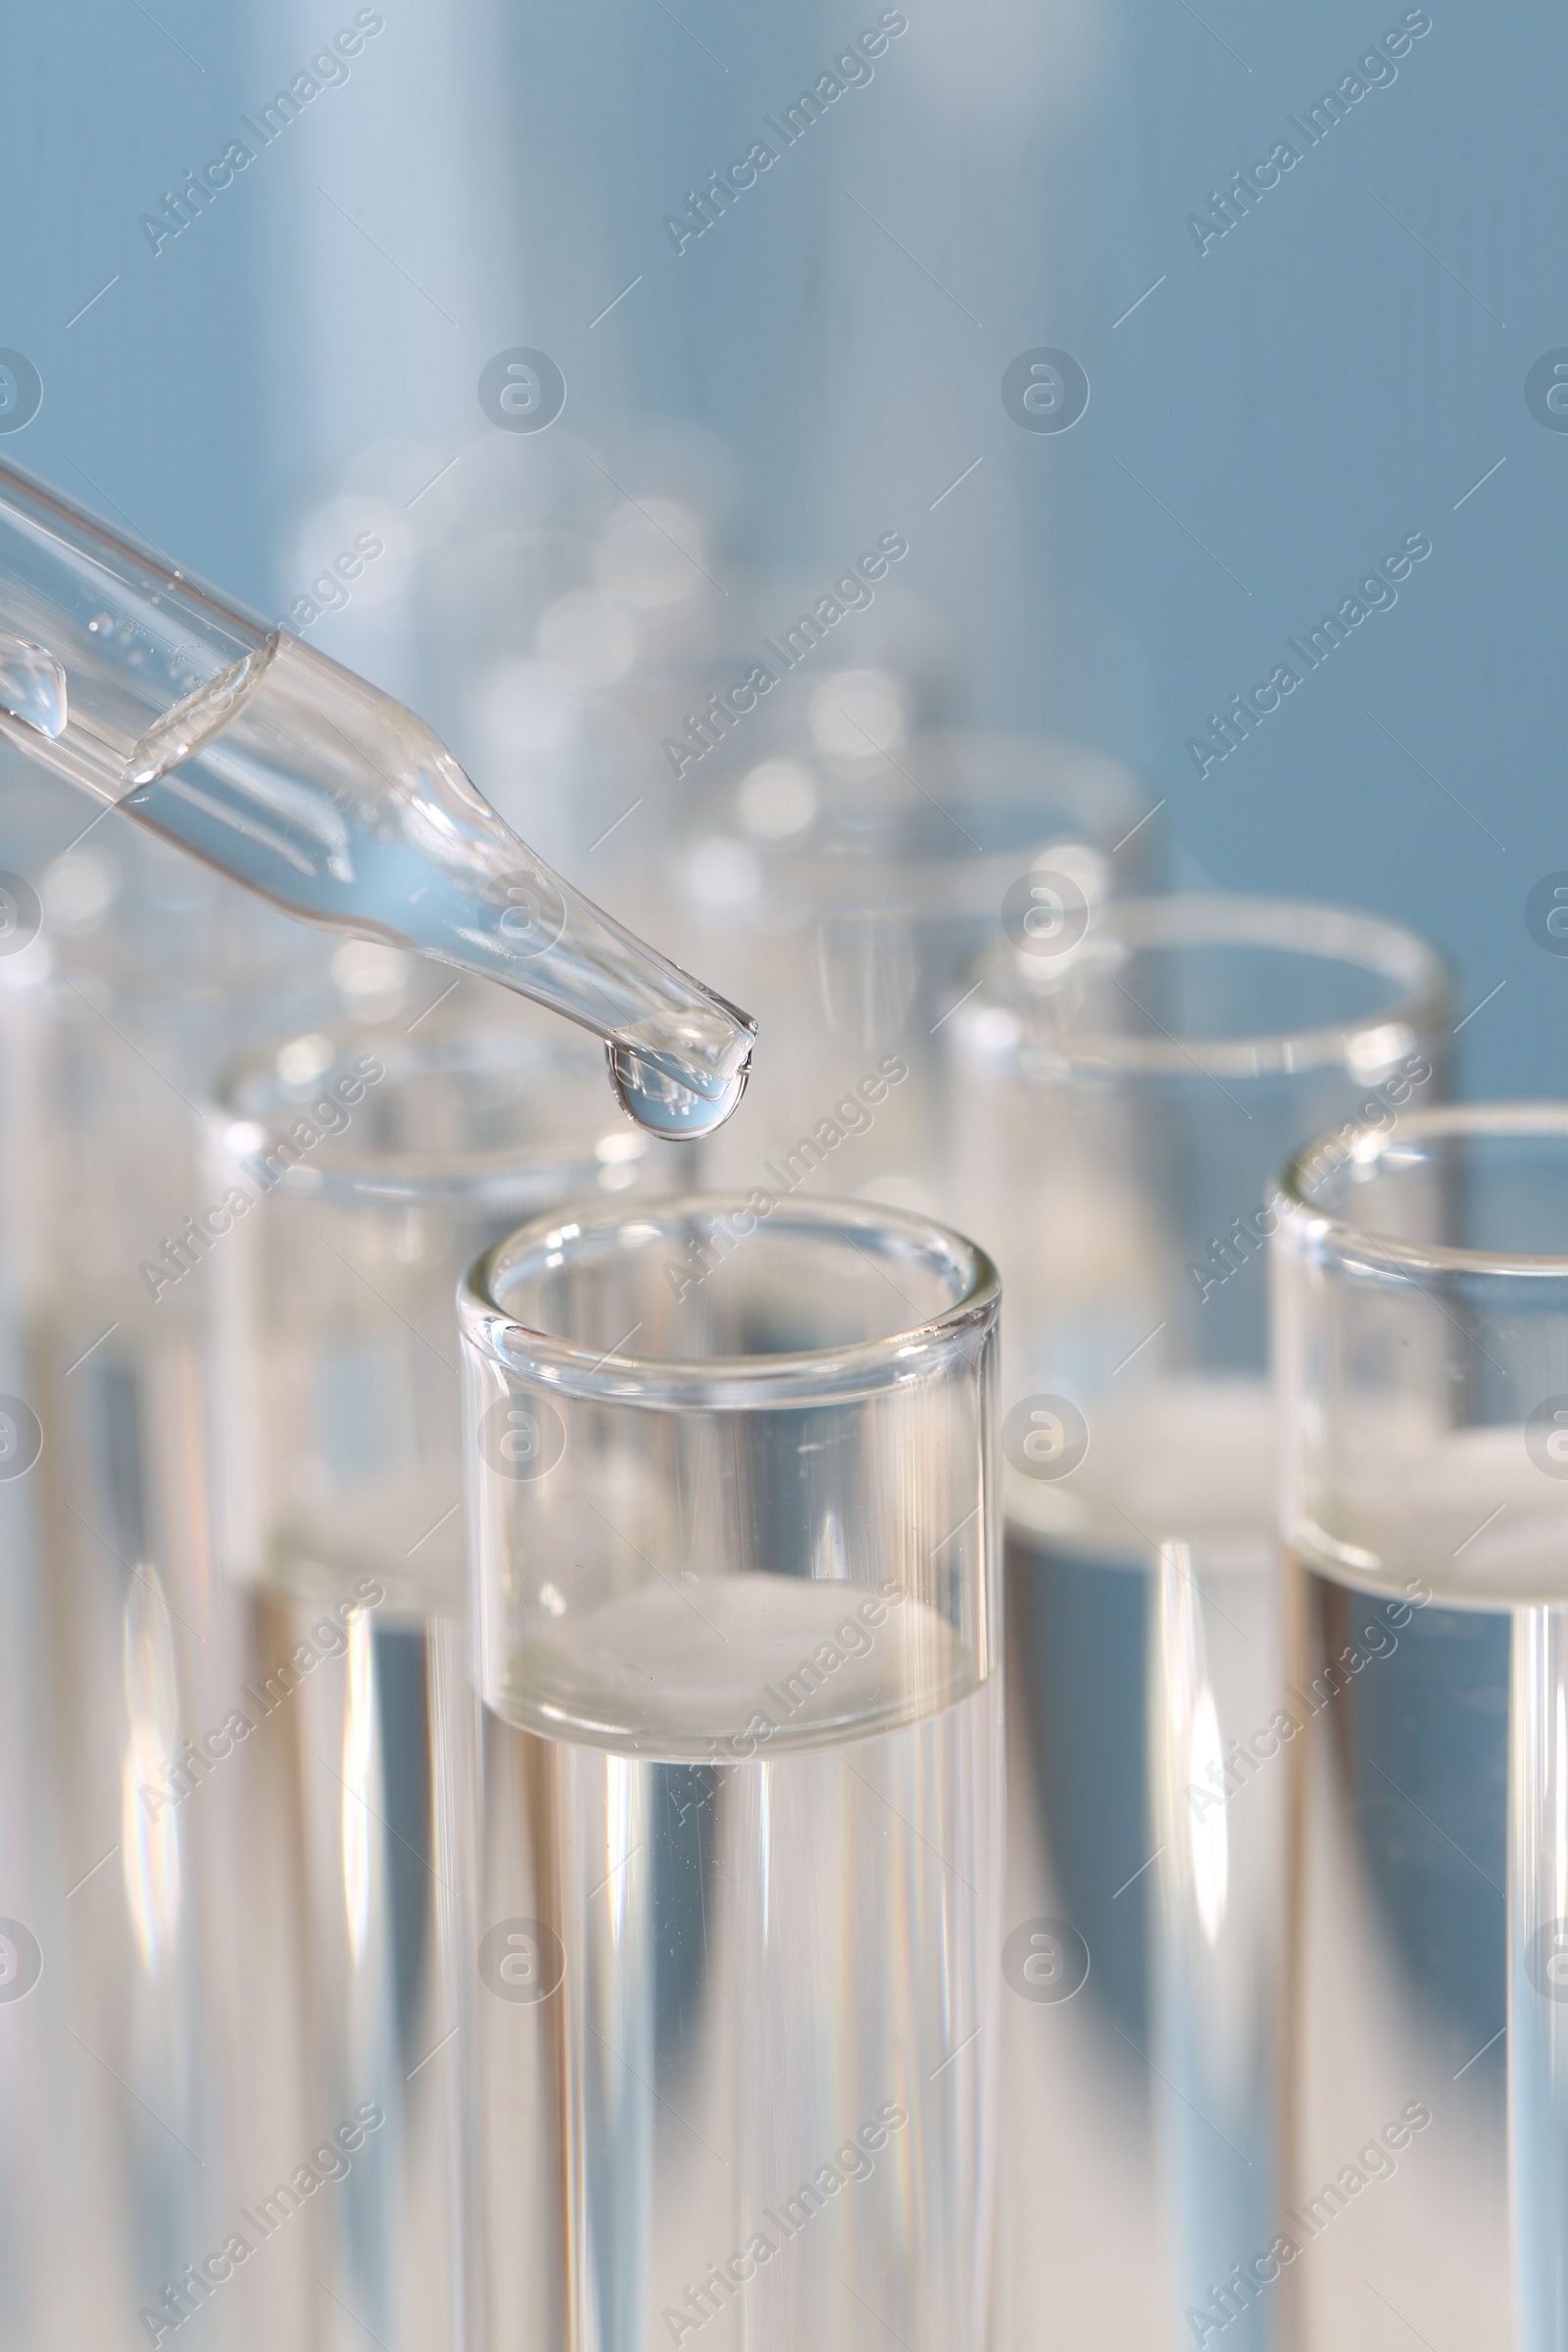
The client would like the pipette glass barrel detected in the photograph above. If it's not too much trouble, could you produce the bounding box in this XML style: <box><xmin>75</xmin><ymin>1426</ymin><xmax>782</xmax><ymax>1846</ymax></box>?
<box><xmin>0</xmin><ymin>456</ymin><xmax>755</xmax><ymax>1136</ymax></box>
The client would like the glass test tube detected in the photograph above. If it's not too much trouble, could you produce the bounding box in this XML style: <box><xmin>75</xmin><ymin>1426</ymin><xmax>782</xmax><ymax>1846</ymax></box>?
<box><xmin>0</xmin><ymin>822</ymin><xmax>337</xmax><ymax>2352</ymax></box>
<box><xmin>457</xmin><ymin>1195</ymin><xmax>1003</xmax><ymax>2352</ymax></box>
<box><xmin>412</xmin><ymin>422</ymin><xmax>739</xmax><ymax>870</ymax></box>
<box><xmin>944</xmin><ymin>895</ymin><xmax>1449</xmax><ymax>2351</ymax></box>
<box><xmin>1274</xmin><ymin>1104</ymin><xmax>1568</xmax><ymax>2351</ymax></box>
<box><xmin>0</xmin><ymin>792</ymin><xmax>77</xmax><ymax>2352</ymax></box>
<box><xmin>206</xmin><ymin>1004</ymin><xmax>667</xmax><ymax>2351</ymax></box>
<box><xmin>659</xmin><ymin>729</ymin><xmax>1157</xmax><ymax>1214</ymax></box>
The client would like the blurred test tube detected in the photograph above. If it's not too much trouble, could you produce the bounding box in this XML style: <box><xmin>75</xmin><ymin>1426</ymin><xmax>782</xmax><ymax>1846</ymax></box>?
<box><xmin>656</xmin><ymin>715</ymin><xmax>1157</xmax><ymax>1217</ymax></box>
<box><xmin>945</xmin><ymin>895</ymin><xmax>1449</xmax><ymax>2350</ymax></box>
<box><xmin>204</xmin><ymin>986</ymin><xmax>675</xmax><ymax>2349</ymax></box>
<box><xmin>0</xmin><ymin>777</ymin><xmax>334</xmax><ymax>2352</ymax></box>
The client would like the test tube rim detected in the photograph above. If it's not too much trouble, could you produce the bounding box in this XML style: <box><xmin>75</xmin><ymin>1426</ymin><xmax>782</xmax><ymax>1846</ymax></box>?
<box><xmin>1277</xmin><ymin>1099</ymin><xmax>1568</xmax><ymax>1282</ymax></box>
<box><xmin>460</xmin><ymin>1190</ymin><xmax>1001</xmax><ymax>1409</ymax></box>
<box><xmin>214</xmin><ymin>1016</ymin><xmax>646</xmax><ymax>1211</ymax></box>
<box><xmin>966</xmin><ymin>891</ymin><xmax>1449</xmax><ymax>1080</ymax></box>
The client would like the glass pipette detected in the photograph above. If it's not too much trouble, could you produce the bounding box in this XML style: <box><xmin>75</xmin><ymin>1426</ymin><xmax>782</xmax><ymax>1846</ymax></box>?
<box><xmin>0</xmin><ymin>455</ymin><xmax>754</xmax><ymax>1137</ymax></box>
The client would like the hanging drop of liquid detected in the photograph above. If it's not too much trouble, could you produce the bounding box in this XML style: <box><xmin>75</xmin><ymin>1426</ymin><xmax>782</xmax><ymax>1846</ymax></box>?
<box><xmin>0</xmin><ymin>634</ymin><xmax>68</xmax><ymax>738</ymax></box>
<box><xmin>608</xmin><ymin>1038</ymin><xmax>752</xmax><ymax>1138</ymax></box>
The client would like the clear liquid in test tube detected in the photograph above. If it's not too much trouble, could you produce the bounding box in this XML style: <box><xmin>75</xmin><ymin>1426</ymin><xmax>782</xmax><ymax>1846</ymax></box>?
<box><xmin>0</xmin><ymin>887</ymin><xmax>301</xmax><ymax>2352</ymax></box>
<box><xmin>1276</xmin><ymin>1104</ymin><xmax>1568</xmax><ymax>2352</ymax></box>
<box><xmin>458</xmin><ymin>1197</ymin><xmax>1004</xmax><ymax>2352</ymax></box>
<box><xmin>945</xmin><ymin>895</ymin><xmax>1450</xmax><ymax>2351</ymax></box>
<box><xmin>204</xmin><ymin>1001</ymin><xmax>674</xmax><ymax>2350</ymax></box>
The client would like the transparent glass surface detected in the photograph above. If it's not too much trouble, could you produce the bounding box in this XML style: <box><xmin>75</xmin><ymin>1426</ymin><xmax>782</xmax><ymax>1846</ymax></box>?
<box><xmin>457</xmin><ymin>1197</ymin><xmax>1002</xmax><ymax>2352</ymax></box>
<box><xmin>0</xmin><ymin>857</ymin><xmax>343</xmax><ymax>2352</ymax></box>
<box><xmin>0</xmin><ymin>455</ymin><xmax>757</xmax><ymax>1138</ymax></box>
<box><xmin>944</xmin><ymin>896</ymin><xmax>1449</xmax><ymax>2351</ymax></box>
<box><xmin>199</xmin><ymin>1002</ymin><xmax>673</xmax><ymax>2351</ymax></box>
<box><xmin>648</xmin><ymin>728</ymin><xmax>1156</xmax><ymax>1213</ymax></box>
<box><xmin>213</xmin><ymin>1002</ymin><xmax>670</xmax><ymax>1612</ymax></box>
<box><xmin>412</xmin><ymin>424</ymin><xmax>739</xmax><ymax>872</ymax></box>
<box><xmin>1276</xmin><ymin>1106</ymin><xmax>1568</xmax><ymax>2350</ymax></box>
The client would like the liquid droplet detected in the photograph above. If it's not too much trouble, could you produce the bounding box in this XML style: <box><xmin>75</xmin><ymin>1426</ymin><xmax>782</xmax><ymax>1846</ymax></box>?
<box><xmin>0</xmin><ymin>635</ymin><xmax>68</xmax><ymax>739</ymax></box>
<box><xmin>608</xmin><ymin>1038</ymin><xmax>751</xmax><ymax>1139</ymax></box>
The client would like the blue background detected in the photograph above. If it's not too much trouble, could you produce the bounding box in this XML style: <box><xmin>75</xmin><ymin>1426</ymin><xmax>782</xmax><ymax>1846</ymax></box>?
<box><xmin>2</xmin><ymin>0</ymin><xmax>1557</xmax><ymax>1090</ymax></box>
